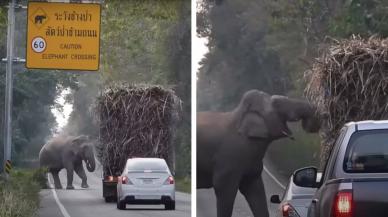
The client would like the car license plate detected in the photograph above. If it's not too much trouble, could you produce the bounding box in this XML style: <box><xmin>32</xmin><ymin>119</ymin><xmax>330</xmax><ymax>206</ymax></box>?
<box><xmin>143</xmin><ymin>179</ymin><xmax>153</xmax><ymax>184</ymax></box>
<box><xmin>136</xmin><ymin>195</ymin><xmax>159</xmax><ymax>200</ymax></box>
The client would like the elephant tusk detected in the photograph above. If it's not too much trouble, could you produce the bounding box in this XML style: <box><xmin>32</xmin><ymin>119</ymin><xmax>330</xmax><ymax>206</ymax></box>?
<box><xmin>282</xmin><ymin>130</ymin><xmax>295</xmax><ymax>140</ymax></box>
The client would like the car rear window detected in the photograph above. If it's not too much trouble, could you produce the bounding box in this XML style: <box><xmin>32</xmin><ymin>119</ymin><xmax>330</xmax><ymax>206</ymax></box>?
<box><xmin>126</xmin><ymin>160</ymin><xmax>168</xmax><ymax>172</ymax></box>
<box><xmin>344</xmin><ymin>129</ymin><xmax>388</xmax><ymax>173</ymax></box>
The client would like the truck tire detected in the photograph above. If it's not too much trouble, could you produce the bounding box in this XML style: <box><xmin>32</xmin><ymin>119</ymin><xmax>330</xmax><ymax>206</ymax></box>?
<box><xmin>117</xmin><ymin>200</ymin><xmax>126</xmax><ymax>210</ymax></box>
<box><xmin>105</xmin><ymin>196</ymin><xmax>115</xmax><ymax>203</ymax></box>
<box><xmin>165</xmin><ymin>201</ymin><xmax>175</xmax><ymax>210</ymax></box>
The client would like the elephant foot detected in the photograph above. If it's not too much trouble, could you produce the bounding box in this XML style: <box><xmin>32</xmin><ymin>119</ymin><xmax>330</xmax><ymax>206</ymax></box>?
<box><xmin>54</xmin><ymin>185</ymin><xmax>63</xmax><ymax>189</ymax></box>
<box><xmin>66</xmin><ymin>185</ymin><xmax>75</xmax><ymax>190</ymax></box>
<box><xmin>81</xmin><ymin>183</ymin><xmax>89</xmax><ymax>188</ymax></box>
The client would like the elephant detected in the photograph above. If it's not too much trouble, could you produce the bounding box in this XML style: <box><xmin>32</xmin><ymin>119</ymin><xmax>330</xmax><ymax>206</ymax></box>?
<box><xmin>197</xmin><ymin>89</ymin><xmax>320</xmax><ymax>217</ymax></box>
<box><xmin>39</xmin><ymin>135</ymin><xmax>96</xmax><ymax>189</ymax></box>
<box><xmin>34</xmin><ymin>15</ymin><xmax>46</xmax><ymax>24</ymax></box>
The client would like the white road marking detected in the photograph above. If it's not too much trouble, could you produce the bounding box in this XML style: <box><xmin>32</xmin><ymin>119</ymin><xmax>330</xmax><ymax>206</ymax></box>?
<box><xmin>47</xmin><ymin>174</ymin><xmax>72</xmax><ymax>217</ymax></box>
<box><xmin>263</xmin><ymin>166</ymin><xmax>286</xmax><ymax>190</ymax></box>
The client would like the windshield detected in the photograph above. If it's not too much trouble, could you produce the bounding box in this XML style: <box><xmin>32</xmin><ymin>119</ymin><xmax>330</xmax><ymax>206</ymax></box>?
<box><xmin>344</xmin><ymin>130</ymin><xmax>388</xmax><ymax>173</ymax></box>
<box><xmin>126</xmin><ymin>160</ymin><xmax>168</xmax><ymax>172</ymax></box>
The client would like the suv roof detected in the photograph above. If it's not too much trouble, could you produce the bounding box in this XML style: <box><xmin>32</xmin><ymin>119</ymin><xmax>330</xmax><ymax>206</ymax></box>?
<box><xmin>346</xmin><ymin>120</ymin><xmax>388</xmax><ymax>131</ymax></box>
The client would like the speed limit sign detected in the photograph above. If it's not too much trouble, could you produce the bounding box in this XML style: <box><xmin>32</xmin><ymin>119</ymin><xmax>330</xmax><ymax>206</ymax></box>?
<box><xmin>31</xmin><ymin>37</ymin><xmax>46</xmax><ymax>53</ymax></box>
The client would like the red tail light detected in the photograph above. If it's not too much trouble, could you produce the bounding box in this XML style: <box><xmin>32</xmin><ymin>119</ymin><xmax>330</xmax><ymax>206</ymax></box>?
<box><xmin>120</xmin><ymin>176</ymin><xmax>133</xmax><ymax>185</ymax></box>
<box><xmin>164</xmin><ymin>176</ymin><xmax>174</xmax><ymax>185</ymax></box>
<box><xmin>333</xmin><ymin>191</ymin><xmax>353</xmax><ymax>217</ymax></box>
<box><xmin>282</xmin><ymin>203</ymin><xmax>299</xmax><ymax>217</ymax></box>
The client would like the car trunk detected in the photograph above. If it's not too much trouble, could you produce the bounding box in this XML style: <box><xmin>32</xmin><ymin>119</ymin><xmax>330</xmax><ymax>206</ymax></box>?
<box><xmin>127</xmin><ymin>171</ymin><xmax>169</xmax><ymax>187</ymax></box>
<box><xmin>353</xmin><ymin>178</ymin><xmax>388</xmax><ymax>217</ymax></box>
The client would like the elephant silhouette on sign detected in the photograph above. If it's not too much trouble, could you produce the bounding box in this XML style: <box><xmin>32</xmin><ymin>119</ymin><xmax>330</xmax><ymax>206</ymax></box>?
<box><xmin>35</xmin><ymin>15</ymin><xmax>46</xmax><ymax>24</ymax></box>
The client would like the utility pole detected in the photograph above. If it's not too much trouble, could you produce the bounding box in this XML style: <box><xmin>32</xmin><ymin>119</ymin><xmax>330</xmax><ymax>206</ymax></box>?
<box><xmin>3</xmin><ymin>0</ymin><xmax>16</xmax><ymax>179</ymax></box>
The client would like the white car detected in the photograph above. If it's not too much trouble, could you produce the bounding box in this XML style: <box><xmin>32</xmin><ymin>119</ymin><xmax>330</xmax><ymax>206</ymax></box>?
<box><xmin>271</xmin><ymin>172</ymin><xmax>322</xmax><ymax>217</ymax></box>
<box><xmin>116</xmin><ymin>158</ymin><xmax>175</xmax><ymax>210</ymax></box>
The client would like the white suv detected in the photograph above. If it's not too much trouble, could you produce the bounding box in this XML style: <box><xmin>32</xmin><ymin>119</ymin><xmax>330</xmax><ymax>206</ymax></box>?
<box><xmin>116</xmin><ymin>158</ymin><xmax>175</xmax><ymax>210</ymax></box>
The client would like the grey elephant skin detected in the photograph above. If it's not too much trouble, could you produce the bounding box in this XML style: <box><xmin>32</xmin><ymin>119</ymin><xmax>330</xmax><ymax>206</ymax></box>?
<box><xmin>197</xmin><ymin>90</ymin><xmax>320</xmax><ymax>217</ymax></box>
<box><xmin>39</xmin><ymin>135</ymin><xmax>96</xmax><ymax>189</ymax></box>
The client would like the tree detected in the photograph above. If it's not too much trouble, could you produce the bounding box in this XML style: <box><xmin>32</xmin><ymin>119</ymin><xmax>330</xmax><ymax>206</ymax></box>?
<box><xmin>0</xmin><ymin>4</ymin><xmax>78</xmax><ymax>165</ymax></box>
<box><xmin>197</xmin><ymin>0</ymin><xmax>291</xmax><ymax>111</ymax></box>
<box><xmin>66</xmin><ymin>0</ymin><xmax>191</xmax><ymax>177</ymax></box>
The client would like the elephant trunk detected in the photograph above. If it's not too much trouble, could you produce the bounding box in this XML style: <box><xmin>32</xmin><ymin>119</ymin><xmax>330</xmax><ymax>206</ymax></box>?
<box><xmin>85</xmin><ymin>157</ymin><xmax>96</xmax><ymax>172</ymax></box>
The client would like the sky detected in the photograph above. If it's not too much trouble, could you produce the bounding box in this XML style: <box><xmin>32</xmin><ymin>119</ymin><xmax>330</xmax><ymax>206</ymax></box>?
<box><xmin>194</xmin><ymin>36</ymin><xmax>208</xmax><ymax>74</ymax></box>
<box><xmin>51</xmin><ymin>88</ymin><xmax>73</xmax><ymax>132</ymax></box>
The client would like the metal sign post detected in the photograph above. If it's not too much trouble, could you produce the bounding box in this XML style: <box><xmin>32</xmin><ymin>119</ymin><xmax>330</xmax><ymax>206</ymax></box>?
<box><xmin>3</xmin><ymin>0</ymin><xmax>16</xmax><ymax>179</ymax></box>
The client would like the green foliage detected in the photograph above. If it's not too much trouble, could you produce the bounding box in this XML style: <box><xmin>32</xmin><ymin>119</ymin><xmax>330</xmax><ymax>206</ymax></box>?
<box><xmin>67</xmin><ymin>0</ymin><xmax>191</xmax><ymax>178</ymax></box>
<box><xmin>329</xmin><ymin>0</ymin><xmax>388</xmax><ymax>37</ymax></box>
<box><xmin>0</xmin><ymin>70</ymin><xmax>78</xmax><ymax>163</ymax></box>
<box><xmin>197</xmin><ymin>0</ymin><xmax>291</xmax><ymax>111</ymax></box>
<box><xmin>0</xmin><ymin>5</ymin><xmax>79</xmax><ymax>166</ymax></box>
<box><xmin>0</xmin><ymin>169</ymin><xmax>44</xmax><ymax>217</ymax></box>
<box><xmin>175</xmin><ymin>177</ymin><xmax>191</xmax><ymax>193</ymax></box>
<box><xmin>267</xmin><ymin>124</ymin><xmax>321</xmax><ymax>177</ymax></box>
<box><xmin>101</xmin><ymin>0</ymin><xmax>181</xmax><ymax>83</ymax></box>
<box><xmin>197</xmin><ymin>0</ymin><xmax>388</xmax><ymax>173</ymax></box>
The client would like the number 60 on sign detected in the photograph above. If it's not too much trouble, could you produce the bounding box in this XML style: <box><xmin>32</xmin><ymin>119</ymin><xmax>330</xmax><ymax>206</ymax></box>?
<box><xmin>31</xmin><ymin>37</ymin><xmax>46</xmax><ymax>53</ymax></box>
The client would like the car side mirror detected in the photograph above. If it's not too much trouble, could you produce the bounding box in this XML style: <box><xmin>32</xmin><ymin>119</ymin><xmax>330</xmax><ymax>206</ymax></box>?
<box><xmin>293</xmin><ymin>166</ymin><xmax>318</xmax><ymax>188</ymax></box>
<box><xmin>270</xmin><ymin>195</ymin><xmax>281</xmax><ymax>204</ymax></box>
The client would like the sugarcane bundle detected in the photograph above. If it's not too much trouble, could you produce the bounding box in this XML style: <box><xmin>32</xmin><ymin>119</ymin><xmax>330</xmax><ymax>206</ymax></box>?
<box><xmin>94</xmin><ymin>83</ymin><xmax>181</xmax><ymax>175</ymax></box>
<box><xmin>305</xmin><ymin>36</ymin><xmax>388</xmax><ymax>167</ymax></box>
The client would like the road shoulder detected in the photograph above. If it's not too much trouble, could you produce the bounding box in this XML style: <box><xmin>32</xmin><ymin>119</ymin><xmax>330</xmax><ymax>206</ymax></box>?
<box><xmin>38</xmin><ymin>189</ymin><xmax>63</xmax><ymax>217</ymax></box>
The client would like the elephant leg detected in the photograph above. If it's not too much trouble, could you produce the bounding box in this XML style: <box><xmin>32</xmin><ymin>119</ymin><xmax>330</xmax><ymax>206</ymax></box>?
<box><xmin>65</xmin><ymin>164</ymin><xmax>75</xmax><ymax>190</ymax></box>
<box><xmin>239</xmin><ymin>175</ymin><xmax>269</xmax><ymax>217</ymax></box>
<box><xmin>75</xmin><ymin>163</ymin><xmax>88</xmax><ymax>188</ymax></box>
<box><xmin>50</xmin><ymin>168</ymin><xmax>62</xmax><ymax>189</ymax></box>
<box><xmin>213</xmin><ymin>172</ymin><xmax>240</xmax><ymax>217</ymax></box>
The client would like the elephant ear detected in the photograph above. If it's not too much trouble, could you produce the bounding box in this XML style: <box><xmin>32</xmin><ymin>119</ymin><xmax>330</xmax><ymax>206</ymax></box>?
<box><xmin>238</xmin><ymin>112</ymin><xmax>269</xmax><ymax>138</ymax></box>
<box><xmin>70</xmin><ymin>135</ymin><xmax>88</xmax><ymax>155</ymax></box>
<box><xmin>71</xmin><ymin>135</ymin><xmax>88</xmax><ymax>145</ymax></box>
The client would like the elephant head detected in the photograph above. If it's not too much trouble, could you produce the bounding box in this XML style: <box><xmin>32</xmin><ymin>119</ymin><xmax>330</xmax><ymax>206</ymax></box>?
<box><xmin>71</xmin><ymin>136</ymin><xmax>96</xmax><ymax>172</ymax></box>
<box><xmin>235</xmin><ymin>90</ymin><xmax>320</xmax><ymax>140</ymax></box>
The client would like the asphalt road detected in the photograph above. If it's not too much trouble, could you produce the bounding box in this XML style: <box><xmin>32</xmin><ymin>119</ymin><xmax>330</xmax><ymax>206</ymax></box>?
<box><xmin>38</xmin><ymin>168</ymin><xmax>191</xmax><ymax>217</ymax></box>
<box><xmin>197</xmin><ymin>158</ymin><xmax>287</xmax><ymax>217</ymax></box>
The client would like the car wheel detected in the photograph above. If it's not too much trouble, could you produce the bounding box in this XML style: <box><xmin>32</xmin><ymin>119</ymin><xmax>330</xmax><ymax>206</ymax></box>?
<box><xmin>117</xmin><ymin>200</ymin><xmax>126</xmax><ymax>210</ymax></box>
<box><xmin>165</xmin><ymin>201</ymin><xmax>175</xmax><ymax>210</ymax></box>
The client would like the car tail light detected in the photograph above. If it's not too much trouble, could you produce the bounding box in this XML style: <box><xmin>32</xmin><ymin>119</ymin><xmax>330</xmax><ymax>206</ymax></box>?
<box><xmin>120</xmin><ymin>176</ymin><xmax>133</xmax><ymax>185</ymax></box>
<box><xmin>164</xmin><ymin>176</ymin><xmax>174</xmax><ymax>185</ymax></box>
<box><xmin>107</xmin><ymin>176</ymin><xmax>114</xmax><ymax>181</ymax></box>
<box><xmin>282</xmin><ymin>203</ymin><xmax>300</xmax><ymax>217</ymax></box>
<box><xmin>333</xmin><ymin>191</ymin><xmax>353</xmax><ymax>217</ymax></box>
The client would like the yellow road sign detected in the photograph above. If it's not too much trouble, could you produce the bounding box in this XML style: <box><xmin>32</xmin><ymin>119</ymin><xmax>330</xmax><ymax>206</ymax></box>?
<box><xmin>26</xmin><ymin>2</ymin><xmax>101</xmax><ymax>71</ymax></box>
<box><xmin>5</xmin><ymin>160</ymin><xmax>12</xmax><ymax>174</ymax></box>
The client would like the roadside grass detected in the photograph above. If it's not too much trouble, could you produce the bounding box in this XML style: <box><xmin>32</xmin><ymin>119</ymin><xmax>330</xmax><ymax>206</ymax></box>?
<box><xmin>0</xmin><ymin>168</ymin><xmax>46</xmax><ymax>217</ymax></box>
<box><xmin>175</xmin><ymin>177</ymin><xmax>191</xmax><ymax>193</ymax></box>
<box><xmin>266</xmin><ymin>123</ymin><xmax>321</xmax><ymax>179</ymax></box>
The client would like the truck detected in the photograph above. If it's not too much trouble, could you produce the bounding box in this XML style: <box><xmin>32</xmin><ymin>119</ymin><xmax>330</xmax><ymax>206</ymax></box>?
<box><xmin>95</xmin><ymin>85</ymin><xmax>179</xmax><ymax>202</ymax></box>
<box><xmin>292</xmin><ymin>120</ymin><xmax>388</xmax><ymax>217</ymax></box>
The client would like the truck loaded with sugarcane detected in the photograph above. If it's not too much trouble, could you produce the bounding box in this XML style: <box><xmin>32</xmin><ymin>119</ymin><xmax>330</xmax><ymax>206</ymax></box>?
<box><xmin>94</xmin><ymin>84</ymin><xmax>180</xmax><ymax>202</ymax></box>
<box><xmin>284</xmin><ymin>37</ymin><xmax>388</xmax><ymax>217</ymax></box>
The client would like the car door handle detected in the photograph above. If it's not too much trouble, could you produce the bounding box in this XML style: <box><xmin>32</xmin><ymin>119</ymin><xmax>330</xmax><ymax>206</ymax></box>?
<box><xmin>312</xmin><ymin>199</ymin><xmax>319</xmax><ymax>204</ymax></box>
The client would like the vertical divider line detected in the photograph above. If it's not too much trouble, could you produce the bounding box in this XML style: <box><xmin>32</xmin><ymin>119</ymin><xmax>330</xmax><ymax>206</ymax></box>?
<box><xmin>191</xmin><ymin>0</ymin><xmax>197</xmax><ymax>215</ymax></box>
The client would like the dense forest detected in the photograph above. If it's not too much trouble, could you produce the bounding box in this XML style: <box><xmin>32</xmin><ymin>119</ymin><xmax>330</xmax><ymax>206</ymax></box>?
<box><xmin>197</xmin><ymin>0</ymin><xmax>388</xmax><ymax>174</ymax></box>
<box><xmin>0</xmin><ymin>0</ymin><xmax>191</xmax><ymax>178</ymax></box>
